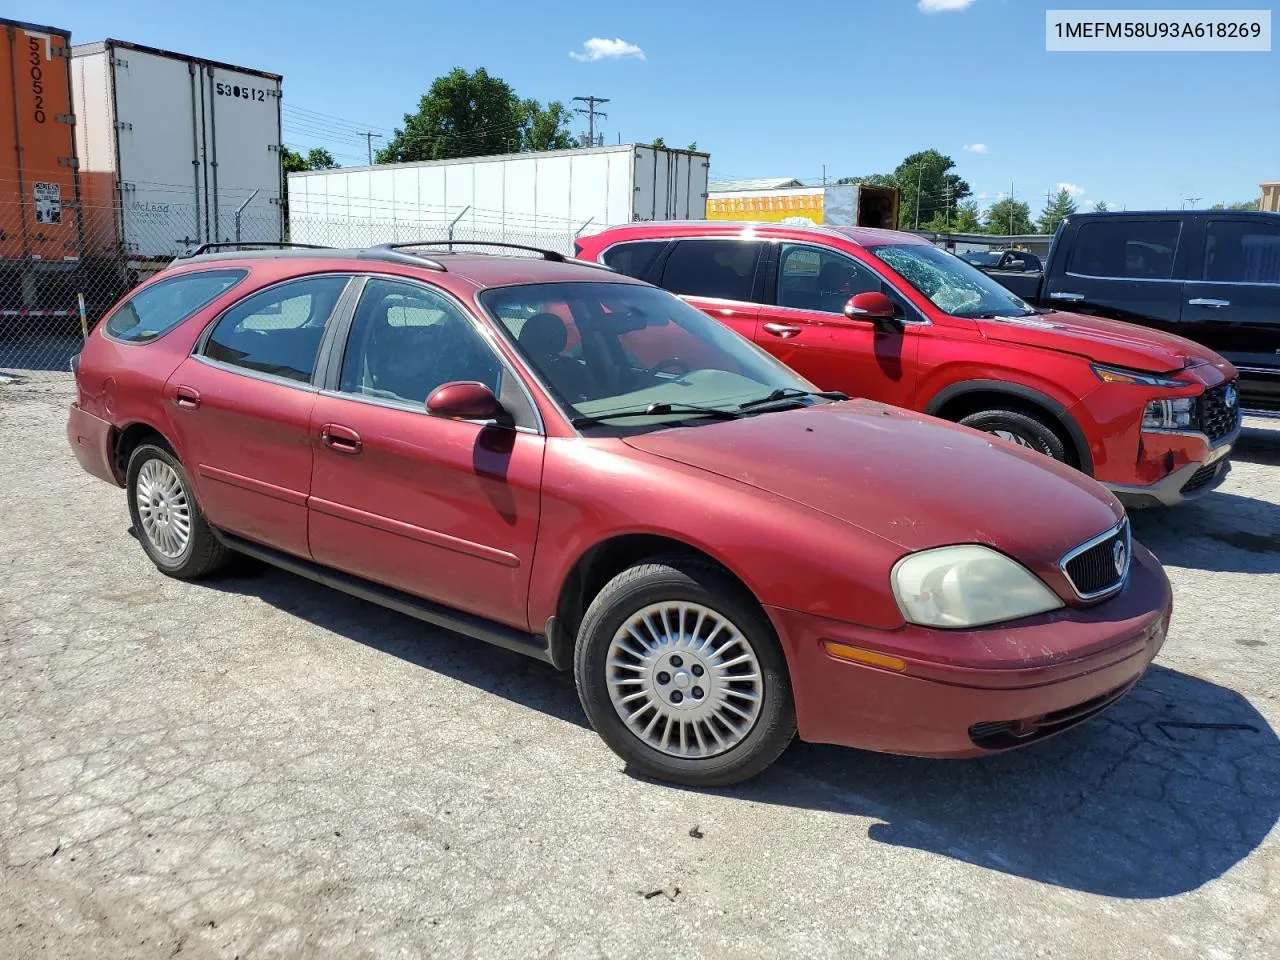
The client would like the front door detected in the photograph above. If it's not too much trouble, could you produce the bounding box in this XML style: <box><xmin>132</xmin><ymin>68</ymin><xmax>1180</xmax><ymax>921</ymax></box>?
<box><xmin>306</xmin><ymin>277</ymin><xmax>545</xmax><ymax>629</ymax></box>
<box><xmin>167</xmin><ymin>273</ymin><xmax>353</xmax><ymax>558</ymax></box>
<box><xmin>754</xmin><ymin>242</ymin><xmax>918</xmax><ymax>407</ymax></box>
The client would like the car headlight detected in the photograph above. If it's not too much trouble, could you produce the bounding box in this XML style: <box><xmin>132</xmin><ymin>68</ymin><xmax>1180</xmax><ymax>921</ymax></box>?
<box><xmin>1091</xmin><ymin>363</ymin><xmax>1186</xmax><ymax>388</ymax></box>
<box><xmin>892</xmin><ymin>545</ymin><xmax>1064</xmax><ymax>629</ymax></box>
<box><xmin>1142</xmin><ymin>397</ymin><xmax>1194</xmax><ymax>430</ymax></box>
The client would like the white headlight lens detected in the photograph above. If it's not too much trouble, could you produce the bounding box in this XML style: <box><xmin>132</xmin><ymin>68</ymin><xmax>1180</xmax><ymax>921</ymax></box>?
<box><xmin>892</xmin><ymin>545</ymin><xmax>1064</xmax><ymax>629</ymax></box>
<box><xmin>1142</xmin><ymin>397</ymin><xmax>1194</xmax><ymax>430</ymax></box>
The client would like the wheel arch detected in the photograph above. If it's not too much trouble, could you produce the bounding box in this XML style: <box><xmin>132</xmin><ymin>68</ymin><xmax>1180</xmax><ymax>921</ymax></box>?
<box><xmin>546</xmin><ymin>533</ymin><xmax>760</xmax><ymax>671</ymax></box>
<box><xmin>924</xmin><ymin>379</ymin><xmax>1094</xmax><ymax>475</ymax></box>
<box><xmin>112</xmin><ymin>421</ymin><xmax>174</xmax><ymax>484</ymax></box>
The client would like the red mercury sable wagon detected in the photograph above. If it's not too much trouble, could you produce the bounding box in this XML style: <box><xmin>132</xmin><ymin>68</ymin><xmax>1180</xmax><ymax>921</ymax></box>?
<box><xmin>68</xmin><ymin>242</ymin><xmax>1173</xmax><ymax>786</ymax></box>
<box><xmin>577</xmin><ymin>223</ymin><xmax>1242</xmax><ymax>507</ymax></box>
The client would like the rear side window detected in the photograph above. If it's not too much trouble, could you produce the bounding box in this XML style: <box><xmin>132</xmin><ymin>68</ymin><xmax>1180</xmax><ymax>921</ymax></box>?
<box><xmin>1068</xmin><ymin>220</ymin><xmax>1182</xmax><ymax>280</ymax></box>
<box><xmin>104</xmin><ymin>269</ymin><xmax>246</xmax><ymax>343</ymax></box>
<box><xmin>602</xmin><ymin>240</ymin><xmax>667</xmax><ymax>280</ymax></box>
<box><xmin>660</xmin><ymin>239</ymin><xmax>763</xmax><ymax>302</ymax></box>
<box><xmin>1204</xmin><ymin>220</ymin><xmax>1280</xmax><ymax>284</ymax></box>
<box><xmin>203</xmin><ymin>275</ymin><xmax>350</xmax><ymax>383</ymax></box>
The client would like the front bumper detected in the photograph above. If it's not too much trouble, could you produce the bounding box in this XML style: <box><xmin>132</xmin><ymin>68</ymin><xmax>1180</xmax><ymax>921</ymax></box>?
<box><xmin>767</xmin><ymin>542</ymin><xmax>1172</xmax><ymax>757</ymax></box>
<box><xmin>1104</xmin><ymin>424</ymin><xmax>1238</xmax><ymax>508</ymax></box>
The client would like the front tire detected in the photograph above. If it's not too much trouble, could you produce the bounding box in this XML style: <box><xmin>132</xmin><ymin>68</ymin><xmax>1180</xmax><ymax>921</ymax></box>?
<box><xmin>126</xmin><ymin>442</ymin><xmax>231</xmax><ymax>579</ymax></box>
<box><xmin>958</xmin><ymin>408</ymin><xmax>1069</xmax><ymax>462</ymax></box>
<box><xmin>574</xmin><ymin>559</ymin><xmax>795</xmax><ymax>787</ymax></box>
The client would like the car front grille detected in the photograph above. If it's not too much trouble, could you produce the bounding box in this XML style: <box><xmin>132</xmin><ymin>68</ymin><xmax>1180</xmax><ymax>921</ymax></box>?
<box><xmin>1181</xmin><ymin>461</ymin><xmax>1224</xmax><ymax>494</ymax></box>
<box><xmin>1198</xmin><ymin>382</ymin><xmax>1240</xmax><ymax>443</ymax></box>
<box><xmin>968</xmin><ymin>681</ymin><xmax>1136</xmax><ymax>750</ymax></box>
<box><xmin>1060</xmin><ymin>519</ymin><xmax>1130</xmax><ymax>600</ymax></box>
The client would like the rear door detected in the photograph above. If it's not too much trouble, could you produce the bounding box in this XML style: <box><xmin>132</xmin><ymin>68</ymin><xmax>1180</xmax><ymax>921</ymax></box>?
<box><xmin>166</xmin><ymin>273</ymin><xmax>354</xmax><ymax>557</ymax></box>
<box><xmin>652</xmin><ymin>238</ymin><xmax>763</xmax><ymax>341</ymax></box>
<box><xmin>1182</xmin><ymin>216</ymin><xmax>1280</xmax><ymax>406</ymax></box>
<box><xmin>1046</xmin><ymin>216</ymin><xmax>1187</xmax><ymax>332</ymax></box>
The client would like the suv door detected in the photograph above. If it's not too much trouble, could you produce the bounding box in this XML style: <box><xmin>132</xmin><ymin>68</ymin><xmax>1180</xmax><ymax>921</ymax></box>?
<box><xmin>653</xmin><ymin>238</ymin><xmax>763</xmax><ymax>341</ymax></box>
<box><xmin>307</xmin><ymin>277</ymin><xmax>545</xmax><ymax>629</ymax></box>
<box><xmin>167</xmin><ymin>273</ymin><xmax>355</xmax><ymax>558</ymax></box>
<box><xmin>754</xmin><ymin>242</ymin><xmax>920</xmax><ymax>406</ymax></box>
<box><xmin>1182</xmin><ymin>216</ymin><xmax>1280</xmax><ymax>409</ymax></box>
<box><xmin>1048</xmin><ymin>217</ymin><xmax>1187</xmax><ymax>331</ymax></box>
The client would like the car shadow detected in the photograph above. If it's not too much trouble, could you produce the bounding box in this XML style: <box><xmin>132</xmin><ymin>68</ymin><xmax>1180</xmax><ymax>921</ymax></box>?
<box><xmin>702</xmin><ymin>664</ymin><xmax>1279</xmax><ymax>899</ymax></box>
<box><xmin>1130</xmin><ymin>490</ymin><xmax>1280</xmax><ymax>574</ymax></box>
<box><xmin>1233</xmin><ymin>422</ymin><xmax>1280</xmax><ymax>467</ymax></box>
<box><xmin>194</xmin><ymin>554</ymin><xmax>1277</xmax><ymax>900</ymax></box>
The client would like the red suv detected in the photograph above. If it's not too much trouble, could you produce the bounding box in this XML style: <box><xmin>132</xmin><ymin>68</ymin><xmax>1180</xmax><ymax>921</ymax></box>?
<box><xmin>577</xmin><ymin>223</ymin><xmax>1242</xmax><ymax>506</ymax></box>
<box><xmin>68</xmin><ymin>242</ymin><xmax>1171</xmax><ymax>786</ymax></box>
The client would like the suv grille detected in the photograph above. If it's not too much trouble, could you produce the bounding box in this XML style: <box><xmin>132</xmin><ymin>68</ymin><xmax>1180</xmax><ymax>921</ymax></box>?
<box><xmin>1198</xmin><ymin>383</ymin><xmax>1240</xmax><ymax>443</ymax></box>
<box><xmin>1181</xmin><ymin>461</ymin><xmax>1224</xmax><ymax>494</ymax></box>
<box><xmin>1061</xmin><ymin>519</ymin><xmax>1130</xmax><ymax>599</ymax></box>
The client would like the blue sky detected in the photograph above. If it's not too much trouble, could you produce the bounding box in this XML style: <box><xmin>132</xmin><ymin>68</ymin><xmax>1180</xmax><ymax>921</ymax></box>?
<box><xmin>22</xmin><ymin>0</ymin><xmax>1277</xmax><ymax>216</ymax></box>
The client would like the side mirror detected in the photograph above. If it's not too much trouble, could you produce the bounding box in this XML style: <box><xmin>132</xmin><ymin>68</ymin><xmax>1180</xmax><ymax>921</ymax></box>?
<box><xmin>426</xmin><ymin>381</ymin><xmax>506</xmax><ymax>422</ymax></box>
<box><xmin>844</xmin><ymin>292</ymin><xmax>898</xmax><ymax>324</ymax></box>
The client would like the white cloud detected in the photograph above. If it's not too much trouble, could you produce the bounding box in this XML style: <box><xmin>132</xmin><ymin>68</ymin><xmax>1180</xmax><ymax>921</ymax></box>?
<box><xmin>1058</xmin><ymin>182</ymin><xmax>1086</xmax><ymax>197</ymax></box>
<box><xmin>919</xmin><ymin>0</ymin><xmax>977</xmax><ymax>12</ymax></box>
<box><xmin>570</xmin><ymin>37</ymin><xmax>646</xmax><ymax>62</ymax></box>
<box><xmin>976</xmin><ymin>192</ymin><xmax>990</xmax><ymax>200</ymax></box>
<box><xmin>964</xmin><ymin>143</ymin><xmax>988</xmax><ymax>155</ymax></box>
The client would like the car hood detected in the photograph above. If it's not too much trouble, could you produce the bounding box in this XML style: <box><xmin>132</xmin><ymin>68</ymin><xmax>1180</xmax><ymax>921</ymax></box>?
<box><xmin>622</xmin><ymin>401</ymin><xmax>1124</xmax><ymax>568</ymax></box>
<box><xmin>977</xmin><ymin>310</ymin><xmax>1224</xmax><ymax>374</ymax></box>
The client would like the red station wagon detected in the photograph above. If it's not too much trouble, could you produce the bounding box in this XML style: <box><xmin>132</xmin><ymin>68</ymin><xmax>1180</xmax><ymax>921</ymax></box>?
<box><xmin>577</xmin><ymin>223</ymin><xmax>1242</xmax><ymax>507</ymax></box>
<box><xmin>68</xmin><ymin>242</ymin><xmax>1173</xmax><ymax>785</ymax></box>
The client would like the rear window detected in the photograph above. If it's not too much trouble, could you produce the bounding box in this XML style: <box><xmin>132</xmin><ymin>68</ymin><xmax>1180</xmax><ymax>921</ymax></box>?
<box><xmin>104</xmin><ymin>269</ymin><xmax>247</xmax><ymax>343</ymax></box>
<box><xmin>1068</xmin><ymin>220</ymin><xmax>1182</xmax><ymax>280</ymax></box>
<box><xmin>1204</xmin><ymin>219</ymin><xmax>1280</xmax><ymax>283</ymax></box>
<box><xmin>659</xmin><ymin>239</ymin><xmax>763</xmax><ymax>302</ymax></box>
<box><xmin>602</xmin><ymin>240</ymin><xmax>667</xmax><ymax>280</ymax></box>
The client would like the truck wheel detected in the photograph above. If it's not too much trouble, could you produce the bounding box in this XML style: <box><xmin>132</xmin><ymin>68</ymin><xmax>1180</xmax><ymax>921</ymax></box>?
<box><xmin>126</xmin><ymin>443</ymin><xmax>231</xmax><ymax>579</ymax></box>
<box><xmin>959</xmin><ymin>408</ymin><xmax>1068</xmax><ymax>462</ymax></box>
<box><xmin>574</xmin><ymin>559</ymin><xmax>796</xmax><ymax>787</ymax></box>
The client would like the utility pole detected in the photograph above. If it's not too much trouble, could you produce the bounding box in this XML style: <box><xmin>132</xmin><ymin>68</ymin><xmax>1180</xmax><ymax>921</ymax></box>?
<box><xmin>913</xmin><ymin>166</ymin><xmax>923</xmax><ymax>229</ymax></box>
<box><xmin>360</xmin><ymin>132</ymin><xmax>382</xmax><ymax>166</ymax></box>
<box><xmin>573</xmin><ymin>96</ymin><xmax>610</xmax><ymax>148</ymax></box>
<box><xmin>1009</xmin><ymin>181</ymin><xmax>1015</xmax><ymax>234</ymax></box>
<box><xmin>1183</xmin><ymin>196</ymin><xmax>1202</xmax><ymax>209</ymax></box>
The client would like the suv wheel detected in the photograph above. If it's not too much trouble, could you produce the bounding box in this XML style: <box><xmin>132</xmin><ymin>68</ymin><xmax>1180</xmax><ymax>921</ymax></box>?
<box><xmin>574</xmin><ymin>559</ymin><xmax>795</xmax><ymax>787</ymax></box>
<box><xmin>126</xmin><ymin>443</ymin><xmax>231</xmax><ymax>579</ymax></box>
<box><xmin>958</xmin><ymin>408</ymin><xmax>1068</xmax><ymax>462</ymax></box>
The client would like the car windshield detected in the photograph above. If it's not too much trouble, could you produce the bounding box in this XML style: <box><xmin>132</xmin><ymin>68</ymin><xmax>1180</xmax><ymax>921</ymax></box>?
<box><xmin>869</xmin><ymin>243</ymin><xmax>1036</xmax><ymax>318</ymax></box>
<box><xmin>479</xmin><ymin>281</ymin><xmax>819</xmax><ymax>430</ymax></box>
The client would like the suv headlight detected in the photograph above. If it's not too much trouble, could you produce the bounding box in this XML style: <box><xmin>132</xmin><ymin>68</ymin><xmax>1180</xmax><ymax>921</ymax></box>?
<box><xmin>892</xmin><ymin>545</ymin><xmax>1063</xmax><ymax>629</ymax></box>
<box><xmin>1142</xmin><ymin>397</ymin><xmax>1194</xmax><ymax>430</ymax></box>
<box><xmin>1091</xmin><ymin>363</ymin><xmax>1186</xmax><ymax>388</ymax></box>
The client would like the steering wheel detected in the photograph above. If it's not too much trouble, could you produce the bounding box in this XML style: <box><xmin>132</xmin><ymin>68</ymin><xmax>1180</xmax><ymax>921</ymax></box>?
<box><xmin>644</xmin><ymin>357</ymin><xmax>691</xmax><ymax>379</ymax></box>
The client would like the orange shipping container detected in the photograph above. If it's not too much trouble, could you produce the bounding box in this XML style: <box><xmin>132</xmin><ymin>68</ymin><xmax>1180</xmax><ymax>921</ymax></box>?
<box><xmin>1</xmin><ymin>18</ymin><xmax>82</xmax><ymax>263</ymax></box>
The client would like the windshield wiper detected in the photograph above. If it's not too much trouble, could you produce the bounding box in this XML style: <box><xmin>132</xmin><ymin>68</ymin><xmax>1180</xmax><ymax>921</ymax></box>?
<box><xmin>738</xmin><ymin>388</ymin><xmax>849</xmax><ymax>411</ymax></box>
<box><xmin>571</xmin><ymin>402</ymin><xmax>742</xmax><ymax>428</ymax></box>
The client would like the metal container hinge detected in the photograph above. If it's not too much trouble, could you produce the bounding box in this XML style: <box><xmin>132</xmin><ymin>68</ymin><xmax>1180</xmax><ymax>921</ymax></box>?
<box><xmin>112</xmin><ymin>56</ymin><xmax>128</xmax><ymax>68</ymax></box>
<box><xmin>58</xmin><ymin>157</ymin><xmax>79</xmax><ymax>168</ymax></box>
<box><xmin>56</xmin><ymin>114</ymin><xmax>75</xmax><ymax>125</ymax></box>
<box><xmin>114</xmin><ymin>121</ymin><xmax>133</xmax><ymax>131</ymax></box>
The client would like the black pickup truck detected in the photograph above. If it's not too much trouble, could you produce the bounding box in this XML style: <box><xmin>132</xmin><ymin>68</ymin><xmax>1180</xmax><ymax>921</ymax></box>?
<box><xmin>988</xmin><ymin>210</ymin><xmax>1280</xmax><ymax>412</ymax></box>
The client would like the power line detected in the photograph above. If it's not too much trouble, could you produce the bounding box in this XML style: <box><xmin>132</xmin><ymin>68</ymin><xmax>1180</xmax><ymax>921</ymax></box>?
<box><xmin>572</xmin><ymin>96</ymin><xmax>609</xmax><ymax>148</ymax></box>
<box><xmin>359</xmin><ymin>132</ymin><xmax>383</xmax><ymax>165</ymax></box>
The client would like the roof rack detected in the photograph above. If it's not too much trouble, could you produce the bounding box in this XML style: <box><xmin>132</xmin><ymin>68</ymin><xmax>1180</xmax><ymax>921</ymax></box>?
<box><xmin>177</xmin><ymin>241</ymin><xmax>332</xmax><ymax>259</ymax></box>
<box><xmin>374</xmin><ymin>240</ymin><xmax>569</xmax><ymax>262</ymax></box>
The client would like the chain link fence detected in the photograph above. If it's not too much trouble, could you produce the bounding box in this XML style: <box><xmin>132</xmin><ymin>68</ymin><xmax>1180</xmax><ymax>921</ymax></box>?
<box><xmin>0</xmin><ymin>196</ymin><xmax>586</xmax><ymax>374</ymax></box>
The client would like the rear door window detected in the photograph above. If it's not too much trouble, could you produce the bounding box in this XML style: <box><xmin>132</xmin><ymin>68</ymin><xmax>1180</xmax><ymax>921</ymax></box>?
<box><xmin>601</xmin><ymin>240</ymin><xmax>667</xmax><ymax>280</ymax></box>
<box><xmin>203</xmin><ymin>275</ymin><xmax>350</xmax><ymax>383</ymax></box>
<box><xmin>104</xmin><ymin>269</ymin><xmax>246</xmax><ymax>343</ymax></box>
<box><xmin>1203</xmin><ymin>220</ymin><xmax>1280</xmax><ymax>284</ymax></box>
<box><xmin>660</xmin><ymin>239</ymin><xmax>763</xmax><ymax>302</ymax></box>
<box><xmin>1068</xmin><ymin>220</ymin><xmax>1183</xmax><ymax>279</ymax></box>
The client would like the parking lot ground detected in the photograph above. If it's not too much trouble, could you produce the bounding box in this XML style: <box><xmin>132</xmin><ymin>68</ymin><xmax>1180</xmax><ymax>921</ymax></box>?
<box><xmin>2</xmin><ymin>372</ymin><xmax>1278</xmax><ymax>960</ymax></box>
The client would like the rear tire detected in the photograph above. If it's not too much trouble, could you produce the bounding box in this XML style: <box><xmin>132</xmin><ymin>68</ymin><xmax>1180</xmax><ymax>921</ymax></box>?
<box><xmin>126</xmin><ymin>443</ymin><xmax>231</xmax><ymax>579</ymax></box>
<box><xmin>958</xmin><ymin>408</ymin><xmax>1068</xmax><ymax>462</ymax></box>
<box><xmin>574</xmin><ymin>559</ymin><xmax>795</xmax><ymax>787</ymax></box>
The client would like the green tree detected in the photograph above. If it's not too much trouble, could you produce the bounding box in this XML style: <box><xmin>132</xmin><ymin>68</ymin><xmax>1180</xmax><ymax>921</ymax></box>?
<box><xmin>1039</xmin><ymin>187</ymin><xmax>1078</xmax><ymax>233</ymax></box>
<box><xmin>836</xmin><ymin>173</ymin><xmax>897</xmax><ymax>188</ymax></box>
<box><xmin>1210</xmin><ymin>199</ymin><xmax>1261</xmax><ymax>211</ymax></box>
<box><xmin>895</xmin><ymin>150</ymin><xmax>972</xmax><ymax>230</ymax></box>
<box><xmin>282</xmin><ymin>146</ymin><xmax>338</xmax><ymax>173</ymax></box>
<box><xmin>985</xmin><ymin>198</ymin><xmax>1035</xmax><ymax>235</ymax></box>
<box><xmin>652</xmin><ymin>137</ymin><xmax>666</xmax><ymax>149</ymax></box>
<box><xmin>1092</xmin><ymin>200</ymin><xmax>1110</xmax><ymax>212</ymax></box>
<box><xmin>687</xmin><ymin>142</ymin><xmax>698</xmax><ymax>151</ymax></box>
<box><xmin>919</xmin><ymin>199</ymin><xmax>981</xmax><ymax>234</ymax></box>
<box><xmin>377</xmin><ymin>67</ymin><xmax>572</xmax><ymax>162</ymax></box>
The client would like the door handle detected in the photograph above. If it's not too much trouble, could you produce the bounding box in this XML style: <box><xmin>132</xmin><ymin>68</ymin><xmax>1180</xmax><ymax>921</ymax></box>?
<box><xmin>1048</xmin><ymin>291</ymin><xmax>1085</xmax><ymax>302</ymax></box>
<box><xmin>320</xmin><ymin>423</ymin><xmax>362</xmax><ymax>454</ymax></box>
<box><xmin>1188</xmin><ymin>298</ymin><xmax>1230</xmax><ymax>308</ymax></box>
<box><xmin>763</xmin><ymin>322</ymin><xmax>803</xmax><ymax>339</ymax></box>
<box><xmin>174</xmin><ymin>386</ymin><xmax>201</xmax><ymax>409</ymax></box>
